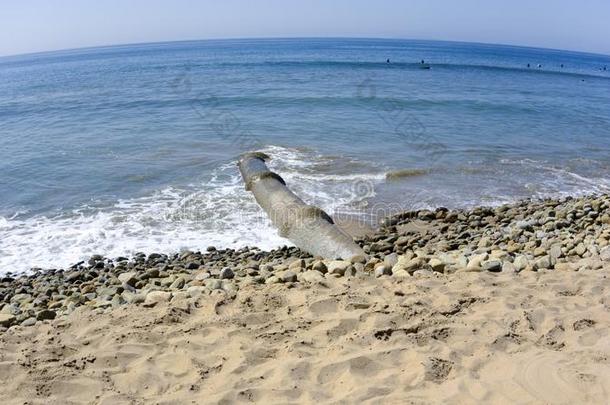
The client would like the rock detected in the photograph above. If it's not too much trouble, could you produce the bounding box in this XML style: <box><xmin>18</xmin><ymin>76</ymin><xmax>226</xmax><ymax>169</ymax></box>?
<box><xmin>467</xmin><ymin>253</ymin><xmax>488</xmax><ymax>270</ymax></box>
<box><xmin>482</xmin><ymin>260</ymin><xmax>502</xmax><ymax>272</ymax></box>
<box><xmin>549</xmin><ymin>244</ymin><xmax>563</xmax><ymax>264</ymax></box>
<box><xmin>288</xmin><ymin>259</ymin><xmax>305</xmax><ymax>271</ymax></box>
<box><xmin>36</xmin><ymin>309</ymin><xmax>56</xmax><ymax>321</ymax></box>
<box><xmin>383</xmin><ymin>253</ymin><xmax>398</xmax><ymax>268</ymax></box>
<box><xmin>143</xmin><ymin>291</ymin><xmax>172</xmax><ymax>307</ymax></box>
<box><xmin>413</xmin><ymin>269</ymin><xmax>433</xmax><ymax>277</ymax></box>
<box><xmin>186</xmin><ymin>286</ymin><xmax>207</xmax><ymax>299</ymax></box>
<box><xmin>278</xmin><ymin>270</ymin><xmax>297</xmax><ymax>283</ymax></box>
<box><xmin>205</xmin><ymin>279</ymin><xmax>223</xmax><ymax>290</ymax></box>
<box><xmin>554</xmin><ymin>262</ymin><xmax>575</xmax><ymax>272</ymax></box>
<box><xmin>21</xmin><ymin>317</ymin><xmax>37</xmax><ymax>327</ymax></box>
<box><xmin>502</xmin><ymin>261</ymin><xmax>517</xmax><ymax>273</ymax></box>
<box><xmin>298</xmin><ymin>270</ymin><xmax>325</xmax><ymax>283</ymax></box>
<box><xmin>326</xmin><ymin>260</ymin><xmax>351</xmax><ymax>276</ymax></box>
<box><xmin>600</xmin><ymin>246</ymin><xmax>610</xmax><ymax>261</ymax></box>
<box><xmin>219</xmin><ymin>268</ymin><xmax>235</xmax><ymax>279</ymax></box>
<box><xmin>392</xmin><ymin>269</ymin><xmax>411</xmax><ymax>278</ymax></box>
<box><xmin>428</xmin><ymin>258</ymin><xmax>445</xmax><ymax>273</ymax></box>
<box><xmin>265</xmin><ymin>276</ymin><xmax>281</xmax><ymax>284</ymax></box>
<box><xmin>118</xmin><ymin>272</ymin><xmax>138</xmax><ymax>287</ymax></box>
<box><xmin>311</xmin><ymin>261</ymin><xmax>327</xmax><ymax>273</ymax></box>
<box><xmin>0</xmin><ymin>314</ymin><xmax>16</xmax><ymax>327</ymax></box>
<box><xmin>194</xmin><ymin>271</ymin><xmax>211</xmax><ymax>281</ymax></box>
<box><xmin>185</xmin><ymin>261</ymin><xmax>200</xmax><ymax>270</ymax></box>
<box><xmin>395</xmin><ymin>256</ymin><xmax>427</xmax><ymax>273</ymax></box>
<box><xmin>170</xmin><ymin>277</ymin><xmax>186</xmax><ymax>289</ymax></box>
<box><xmin>350</xmin><ymin>255</ymin><xmax>367</xmax><ymax>264</ymax></box>
<box><xmin>374</xmin><ymin>265</ymin><xmax>392</xmax><ymax>277</ymax></box>
<box><xmin>574</xmin><ymin>243</ymin><xmax>587</xmax><ymax>256</ymax></box>
<box><xmin>122</xmin><ymin>292</ymin><xmax>146</xmax><ymax>304</ymax></box>
<box><xmin>534</xmin><ymin>255</ymin><xmax>552</xmax><ymax>270</ymax></box>
<box><xmin>513</xmin><ymin>255</ymin><xmax>530</xmax><ymax>271</ymax></box>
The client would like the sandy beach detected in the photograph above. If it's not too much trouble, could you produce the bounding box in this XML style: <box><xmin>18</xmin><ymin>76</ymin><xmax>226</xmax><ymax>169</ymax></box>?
<box><xmin>1</xmin><ymin>265</ymin><xmax>608</xmax><ymax>404</ymax></box>
<box><xmin>1</xmin><ymin>194</ymin><xmax>609</xmax><ymax>403</ymax></box>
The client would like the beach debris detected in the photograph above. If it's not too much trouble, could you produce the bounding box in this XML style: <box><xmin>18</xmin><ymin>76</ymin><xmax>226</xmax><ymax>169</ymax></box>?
<box><xmin>237</xmin><ymin>152</ymin><xmax>364</xmax><ymax>260</ymax></box>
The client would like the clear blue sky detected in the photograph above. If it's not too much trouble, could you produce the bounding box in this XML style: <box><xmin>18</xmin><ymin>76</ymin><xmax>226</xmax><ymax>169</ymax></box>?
<box><xmin>1</xmin><ymin>0</ymin><xmax>609</xmax><ymax>57</ymax></box>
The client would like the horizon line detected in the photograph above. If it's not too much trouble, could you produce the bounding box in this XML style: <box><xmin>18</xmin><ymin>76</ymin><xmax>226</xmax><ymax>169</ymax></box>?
<box><xmin>2</xmin><ymin>35</ymin><xmax>610</xmax><ymax>60</ymax></box>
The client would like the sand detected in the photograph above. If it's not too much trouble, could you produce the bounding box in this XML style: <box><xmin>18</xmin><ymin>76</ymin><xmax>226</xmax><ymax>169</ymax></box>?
<box><xmin>1</xmin><ymin>267</ymin><xmax>608</xmax><ymax>404</ymax></box>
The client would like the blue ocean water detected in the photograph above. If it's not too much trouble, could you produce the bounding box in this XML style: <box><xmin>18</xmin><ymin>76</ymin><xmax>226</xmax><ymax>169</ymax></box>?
<box><xmin>1</xmin><ymin>38</ymin><xmax>610</xmax><ymax>273</ymax></box>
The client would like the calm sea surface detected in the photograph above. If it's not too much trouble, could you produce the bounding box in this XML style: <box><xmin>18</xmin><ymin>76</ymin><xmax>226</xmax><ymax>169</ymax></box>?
<box><xmin>1</xmin><ymin>38</ymin><xmax>610</xmax><ymax>273</ymax></box>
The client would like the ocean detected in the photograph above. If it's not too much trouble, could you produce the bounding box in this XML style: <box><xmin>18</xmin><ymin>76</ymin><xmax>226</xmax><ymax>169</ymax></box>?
<box><xmin>1</xmin><ymin>38</ymin><xmax>609</xmax><ymax>273</ymax></box>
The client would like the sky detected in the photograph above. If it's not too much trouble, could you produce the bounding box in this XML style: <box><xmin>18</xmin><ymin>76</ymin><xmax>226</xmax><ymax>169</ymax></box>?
<box><xmin>1</xmin><ymin>0</ymin><xmax>609</xmax><ymax>57</ymax></box>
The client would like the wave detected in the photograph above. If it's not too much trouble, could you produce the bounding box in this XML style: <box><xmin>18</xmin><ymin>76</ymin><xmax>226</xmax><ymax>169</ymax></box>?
<box><xmin>0</xmin><ymin>145</ymin><xmax>385</xmax><ymax>274</ymax></box>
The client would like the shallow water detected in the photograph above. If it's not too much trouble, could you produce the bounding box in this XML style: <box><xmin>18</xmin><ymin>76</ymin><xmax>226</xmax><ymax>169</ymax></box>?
<box><xmin>1</xmin><ymin>38</ymin><xmax>610</xmax><ymax>273</ymax></box>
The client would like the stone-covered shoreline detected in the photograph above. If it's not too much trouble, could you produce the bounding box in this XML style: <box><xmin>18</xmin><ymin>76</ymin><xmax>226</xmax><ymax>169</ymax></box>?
<box><xmin>1</xmin><ymin>194</ymin><xmax>609</xmax><ymax>330</ymax></box>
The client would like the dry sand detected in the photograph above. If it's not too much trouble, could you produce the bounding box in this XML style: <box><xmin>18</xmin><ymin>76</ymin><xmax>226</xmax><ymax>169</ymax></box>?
<box><xmin>1</xmin><ymin>266</ymin><xmax>608</xmax><ymax>404</ymax></box>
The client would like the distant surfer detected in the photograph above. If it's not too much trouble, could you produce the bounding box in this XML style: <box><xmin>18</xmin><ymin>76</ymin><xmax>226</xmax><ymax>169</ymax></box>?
<box><xmin>560</xmin><ymin>64</ymin><xmax>564</xmax><ymax>68</ymax></box>
<box><xmin>527</xmin><ymin>63</ymin><xmax>530</xmax><ymax>68</ymax></box>
<box><xmin>421</xmin><ymin>59</ymin><xmax>425</xmax><ymax>64</ymax></box>
<box><xmin>386</xmin><ymin>58</ymin><xmax>390</xmax><ymax>63</ymax></box>
<box><xmin>538</xmin><ymin>64</ymin><xmax>542</xmax><ymax>68</ymax></box>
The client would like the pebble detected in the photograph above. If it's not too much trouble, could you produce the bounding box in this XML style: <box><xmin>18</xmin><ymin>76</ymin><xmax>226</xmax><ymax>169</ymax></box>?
<box><xmin>326</xmin><ymin>260</ymin><xmax>351</xmax><ymax>276</ymax></box>
<box><xmin>0</xmin><ymin>314</ymin><xmax>16</xmax><ymax>327</ymax></box>
<box><xmin>482</xmin><ymin>260</ymin><xmax>502</xmax><ymax>272</ymax></box>
<box><xmin>143</xmin><ymin>291</ymin><xmax>172</xmax><ymax>307</ymax></box>
<box><xmin>374</xmin><ymin>265</ymin><xmax>392</xmax><ymax>278</ymax></box>
<box><xmin>219</xmin><ymin>268</ymin><xmax>235</xmax><ymax>280</ymax></box>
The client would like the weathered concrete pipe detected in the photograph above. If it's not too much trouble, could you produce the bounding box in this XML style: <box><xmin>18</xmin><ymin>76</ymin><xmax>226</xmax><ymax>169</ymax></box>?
<box><xmin>238</xmin><ymin>152</ymin><xmax>365</xmax><ymax>260</ymax></box>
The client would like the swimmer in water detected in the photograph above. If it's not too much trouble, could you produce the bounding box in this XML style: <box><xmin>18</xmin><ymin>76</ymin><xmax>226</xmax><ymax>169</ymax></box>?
<box><xmin>386</xmin><ymin>58</ymin><xmax>390</xmax><ymax>63</ymax></box>
<box><xmin>527</xmin><ymin>63</ymin><xmax>530</xmax><ymax>68</ymax></box>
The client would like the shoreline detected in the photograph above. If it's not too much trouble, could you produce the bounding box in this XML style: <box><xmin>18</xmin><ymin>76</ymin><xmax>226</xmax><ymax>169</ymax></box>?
<box><xmin>1</xmin><ymin>193</ymin><xmax>608</xmax><ymax>328</ymax></box>
<box><xmin>0</xmin><ymin>193</ymin><xmax>609</xmax><ymax>402</ymax></box>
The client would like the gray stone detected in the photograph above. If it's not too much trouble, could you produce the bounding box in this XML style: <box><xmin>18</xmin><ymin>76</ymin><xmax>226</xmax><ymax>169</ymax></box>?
<box><xmin>21</xmin><ymin>317</ymin><xmax>37</xmax><ymax>327</ymax></box>
<box><xmin>219</xmin><ymin>268</ymin><xmax>235</xmax><ymax>279</ymax></box>
<box><xmin>428</xmin><ymin>258</ymin><xmax>445</xmax><ymax>273</ymax></box>
<box><xmin>311</xmin><ymin>261</ymin><xmax>327</xmax><ymax>273</ymax></box>
<box><xmin>186</xmin><ymin>286</ymin><xmax>207</xmax><ymax>299</ymax></box>
<box><xmin>502</xmin><ymin>261</ymin><xmax>517</xmax><ymax>273</ymax></box>
<box><xmin>278</xmin><ymin>270</ymin><xmax>297</xmax><ymax>283</ymax></box>
<box><xmin>350</xmin><ymin>254</ymin><xmax>367</xmax><ymax>264</ymax></box>
<box><xmin>288</xmin><ymin>259</ymin><xmax>305</xmax><ymax>271</ymax></box>
<box><xmin>0</xmin><ymin>314</ymin><xmax>16</xmax><ymax>327</ymax></box>
<box><xmin>326</xmin><ymin>260</ymin><xmax>351</xmax><ymax>276</ymax></box>
<box><xmin>205</xmin><ymin>279</ymin><xmax>223</xmax><ymax>290</ymax></box>
<box><xmin>513</xmin><ymin>255</ymin><xmax>530</xmax><ymax>271</ymax></box>
<box><xmin>534</xmin><ymin>255</ymin><xmax>552</xmax><ymax>270</ymax></box>
<box><xmin>374</xmin><ymin>265</ymin><xmax>392</xmax><ymax>278</ymax></box>
<box><xmin>265</xmin><ymin>276</ymin><xmax>281</xmax><ymax>284</ymax></box>
<box><xmin>170</xmin><ymin>277</ymin><xmax>186</xmax><ymax>289</ymax></box>
<box><xmin>392</xmin><ymin>269</ymin><xmax>411</xmax><ymax>278</ymax></box>
<box><xmin>36</xmin><ymin>309</ymin><xmax>56</xmax><ymax>321</ymax></box>
<box><xmin>600</xmin><ymin>246</ymin><xmax>610</xmax><ymax>261</ymax></box>
<box><xmin>383</xmin><ymin>253</ymin><xmax>399</xmax><ymax>268</ymax></box>
<box><xmin>298</xmin><ymin>270</ymin><xmax>325</xmax><ymax>283</ymax></box>
<box><xmin>482</xmin><ymin>260</ymin><xmax>502</xmax><ymax>272</ymax></box>
<box><xmin>118</xmin><ymin>272</ymin><xmax>138</xmax><ymax>287</ymax></box>
<box><xmin>143</xmin><ymin>291</ymin><xmax>172</xmax><ymax>307</ymax></box>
